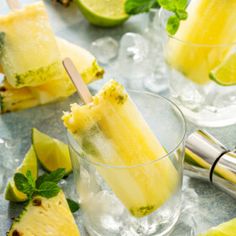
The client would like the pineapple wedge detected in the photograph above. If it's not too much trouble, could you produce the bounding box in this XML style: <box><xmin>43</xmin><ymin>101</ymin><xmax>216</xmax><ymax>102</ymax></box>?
<box><xmin>166</xmin><ymin>0</ymin><xmax>236</xmax><ymax>84</ymax></box>
<box><xmin>0</xmin><ymin>37</ymin><xmax>103</xmax><ymax>113</ymax></box>
<box><xmin>0</xmin><ymin>79</ymin><xmax>38</xmax><ymax>113</ymax></box>
<box><xmin>7</xmin><ymin>191</ymin><xmax>80</xmax><ymax>236</ymax></box>
<box><xmin>63</xmin><ymin>80</ymin><xmax>178</xmax><ymax>218</ymax></box>
<box><xmin>198</xmin><ymin>218</ymin><xmax>236</xmax><ymax>236</ymax></box>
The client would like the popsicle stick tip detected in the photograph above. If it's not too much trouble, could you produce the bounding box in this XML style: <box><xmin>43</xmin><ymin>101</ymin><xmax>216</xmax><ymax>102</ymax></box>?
<box><xmin>7</xmin><ymin>0</ymin><xmax>21</xmax><ymax>10</ymax></box>
<box><xmin>62</xmin><ymin>58</ymin><xmax>93</xmax><ymax>105</ymax></box>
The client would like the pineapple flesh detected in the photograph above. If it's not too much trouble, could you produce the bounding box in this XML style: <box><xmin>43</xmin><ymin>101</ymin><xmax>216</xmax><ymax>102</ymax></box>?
<box><xmin>0</xmin><ymin>2</ymin><xmax>64</xmax><ymax>88</ymax></box>
<box><xmin>166</xmin><ymin>0</ymin><xmax>236</xmax><ymax>84</ymax></box>
<box><xmin>0</xmin><ymin>37</ymin><xmax>103</xmax><ymax>113</ymax></box>
<box><xmin>7</xmin><ymin>191</ymin><xmax>80</xmax><ymax>236</ymax></box>
<box><xmin>63</xmin><ymin>80</ymin><xmax>178</xmax><ymax>218</ymax></box>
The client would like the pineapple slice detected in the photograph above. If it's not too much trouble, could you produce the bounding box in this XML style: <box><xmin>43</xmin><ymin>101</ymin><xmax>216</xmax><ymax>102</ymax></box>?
<box><xmin>57</xmin><ymin>37</ymin><xmax>103</xmax><ymax>84</ymax></box>
<box><xmin>198</xmin><ymin>218</ymin><xmax>236</xmax><ymax>236</ymax></box>
<box><xmin>0</xmin><ymin>38</ymin><xmax>103</xmax><ymax>113</ymax></box>
<box><xmin>0</xmin><ymin>79</ymin><xmax>38</xmax><ymax>113</ymax></box>
<box><xmin>63</xmin><ymin>80</ymin><xmax>178</xmax><ymax>218</ymax></box>
<box><xmin>7</xmin><ymin>191</ymin><xmax>80</xmax><ymax>236</ymax></box>
<box><xmin>166</xmin><ymin>0</ymin><xmax>236</xmax><ymax>84</ymax></box>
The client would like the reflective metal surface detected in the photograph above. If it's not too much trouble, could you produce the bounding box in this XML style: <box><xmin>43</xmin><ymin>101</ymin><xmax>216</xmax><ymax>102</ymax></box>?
<box><xmin>185</xmin><ymin>130</ymin><xmax>236</xmax><ymax>198</ymax></box>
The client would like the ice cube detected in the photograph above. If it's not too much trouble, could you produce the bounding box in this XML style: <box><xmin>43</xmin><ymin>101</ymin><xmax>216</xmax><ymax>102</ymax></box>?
<box><xmin>143</xmin><ymin>10</ymin><xmax>169</xmax><ymax>93</ymax></box>
<box><xmin>78</xmin><ymin>167</ymin><xmax>100</xmax><ymax>202</ymax></box>
<box><xmin>83</xmin><ymin>190</ymin><xmax>124</xmax><ymax>235</ymax></box>
<box><xmin>118</xmin><ymin>33</ymin><xmax>152</xmax><ymax>80</ymax></box>
<box><xmin>91</xmin><ymin>37</ymin><xmax>119</xmax><ymax>65</ymax></box>
<box><xmin>170</xmin><ymin>187</ymin><xmax>199</xmax><ymax>236</ymax></box>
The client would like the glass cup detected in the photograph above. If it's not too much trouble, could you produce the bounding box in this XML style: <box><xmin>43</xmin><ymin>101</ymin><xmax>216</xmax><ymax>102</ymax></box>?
<box><xmin>68</xmin><ymin>91</ymin><xmax>186</xmax><ymax>236</ymax></box>
<box><xmin>160</xmin><ymin>6</ymin><xmax>236</xmax><ymax>127</ymax></box>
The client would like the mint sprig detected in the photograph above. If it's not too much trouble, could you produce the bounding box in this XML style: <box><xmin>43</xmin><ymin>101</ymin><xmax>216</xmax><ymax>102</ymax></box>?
<box><xmin>125</xmin><ymin>0</ymin><xmax>188</xmax><ymax>35</ymax></box>
<box><xmin>14</xmin><ymin>171</ymin><xmax>35</xmax><ymax>199</ymax></box>
<box><xmin>36</xmin><ymin>182</ymin><xmax>60</xmax><ymax>198</ymax></box>
<box><xmin>36</xmin><ymin>168</ymin><xmax>66</xmax><ymax>188</ymax></box>
<box><xmin>14</xmin><ymin>169</ymin><xmax>65</xmax><ymax>200</ymax></box>
<box><xmin>125</xmin><ymin>0</ymin><xmax>159</xmax><ymax>15</ymax></box>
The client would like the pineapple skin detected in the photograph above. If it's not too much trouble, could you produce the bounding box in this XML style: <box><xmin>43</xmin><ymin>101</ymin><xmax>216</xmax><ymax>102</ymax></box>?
<box><xmin>7</xmin><ymin>191</ymin><xmax>80</xmax><ymax>236</ymax></box>
<box><xmin>63</xmin><ymin>80</ymin><xmax>179</xmax><ymax>218</ymax></box>
<box><xmin>166</xmin><ymin>0</ymin><xmax>236</xmax><ymax>84</ymax></box>
<box><xmin>0</xmin><ymin>37</ymin><xmax>104</xmax><ymax>114</ymax></box>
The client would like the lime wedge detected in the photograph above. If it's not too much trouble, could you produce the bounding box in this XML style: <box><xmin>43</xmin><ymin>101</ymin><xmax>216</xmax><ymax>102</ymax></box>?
<box><xmin>5</xmin><ymin>146</ymin><xmax>38</xmax><ymax>202</ymax></box>
<box><xmin>77</xmin><ymin>0</ymin><xmax>129</xmax><ymax>27</ymax></box>
<box><xmin>32</xmin><ymin>128</ymin><xmax>72</xmax><ymax>175</ymax></box>
<box><xmin>198</xmin><ymin>218</ymin><xmax>236</xmax><ymax>236</ymax></box>
<box><xmin>210</xmin><ymin>52</ymin><xmax>236</xmax><ymax>86</ymax></box>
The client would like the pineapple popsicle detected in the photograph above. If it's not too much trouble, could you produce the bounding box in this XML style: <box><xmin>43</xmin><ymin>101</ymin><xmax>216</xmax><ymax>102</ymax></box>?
<box><xmin>63</xmin><ymin>80</ymin><xmax>179</xmax><ymax>218</ymax></box>
<box><xmin>0</xmin><ymin>2</ymin><xmax>64</xmax><ymax>88</ymax></box>
<box><xmin>166</xmin><ymin>0</ymin><xmax>236</xmax><ymax>84</ymax></box>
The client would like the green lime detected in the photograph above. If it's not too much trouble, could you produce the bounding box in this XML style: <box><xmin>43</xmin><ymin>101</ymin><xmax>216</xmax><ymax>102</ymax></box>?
<box><xmin>210</xmin><ymin>52</ymin><xmax>236</xmax><ymax>86</ymax></box>
<box><xmin>198</xmin><ymin>218</ymin><xmax>236</xmax><ymax>236</ymax></box>
<box><xmin>5</xmin><ymin>146</ymin><xmax>38</xmax><ymax>202</ymax></box>
<box><xmin>32</xmin><ymin>128</ymin><xmax>72</xmax><ymax>175</ymax></box>
<box><xmin>77</xmin><ymin>0</ymin><xmax>129</xmax><ymax>27</ymax></box>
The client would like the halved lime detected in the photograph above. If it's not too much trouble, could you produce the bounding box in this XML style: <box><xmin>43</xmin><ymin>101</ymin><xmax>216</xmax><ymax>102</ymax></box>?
<box><xmin>5</xmin><ymin>146</ymin><xmax>38</xmax><ymax>202</ymax></box>
<box><xmin>77</xmin><ymin>0</ymin><xmax>129</xmax><ymax>27</ymax></box>
<box><xmin>32</xmin><ymin>128</ymin><xmax>72</xmax><ymax>175</ymax></box>
<box><xmin>210</xmin><ymin>52</ymin><xmax>236</xmax><ymax>86</ymax></box>
<box><xmin>198</xmin><ymin>218</ymin><xmax>236</xmax><ymax>235</ymax></box>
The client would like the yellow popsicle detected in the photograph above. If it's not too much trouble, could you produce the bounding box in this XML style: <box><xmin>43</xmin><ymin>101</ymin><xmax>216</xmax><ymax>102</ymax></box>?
<box><xmin>63</xmin><ymin>80</ymin><xmax>179</xmax><ymax>217</ymax></box>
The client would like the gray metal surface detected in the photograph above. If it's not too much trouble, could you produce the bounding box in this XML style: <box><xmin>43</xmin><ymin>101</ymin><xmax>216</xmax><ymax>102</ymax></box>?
<box><xmin>0</xmin><ymin>1</ymin><xmax>236</xmax><ymax>235</ymax></box>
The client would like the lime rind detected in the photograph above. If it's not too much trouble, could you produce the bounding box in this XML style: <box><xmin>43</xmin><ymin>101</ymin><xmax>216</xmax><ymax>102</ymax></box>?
<box><xmin>77</xmin><ymin>0</ymin><xmax>129</xmax><ymax>27</ymax></box>
<box><xmin>32</xmin><ymin>128</ymin><xmax>72</xmax><ymax>175</ymax></box>
<box><xmin>210</xmin><ymin>52</ymin><xmax>236</xmax><ymax>86</ymax></box>
<box><xmin>5</xmin><ymin>146</ymin><xmax>38</xmax><ymax>202</ymax></box>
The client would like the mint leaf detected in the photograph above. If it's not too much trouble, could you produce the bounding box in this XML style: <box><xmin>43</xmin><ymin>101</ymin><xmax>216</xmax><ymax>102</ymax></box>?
<box><xmin>14</xmin><ymin>173</ymin><xmax>35</xmax><ymax>198</ymax></box>
<box><xmin>36</xmin><ymin>168</ymin><xmax>65</xmax><ymax>188</ymax></box>
<box><xmin>26</xmin><ymin>170</ymin><xmax>35</xmax><ymax>189</ymax></box>
<box><xmin>158</xmin><ymin>0</ymin><xmax>176</xmax><ymax>11</ymax></box>
<box><xmin>175</xmin><ymin>9</ymin><xmax>188</xmax><ymax>20</ymax></box>
<box><xmin>125</xmin><ymin>0</ymin><xmax>188</xmax><ymax>35</ymax></box>
<box><xmin>175</xmin><ymin>0</ymin><xmax>188</xmax><ymax>9</ymax></box>
<box><xmin>166</xmin><ymin>15</ymin><xmax>180</xmax><ymax>35</ymax></box>
<box><xmin>125</xmin><ymin>0</ymin><xmax>158</xmax><ymax>15</ymax></box>
<box><xmin>37</xmin><ymin>182</ymin><xmax>60</xmax><ymax>198</ymax></box>
<box><xmin>67</xmin><ymin>198</ymin><xmax>80</xmax><ymax>213</ymax></box>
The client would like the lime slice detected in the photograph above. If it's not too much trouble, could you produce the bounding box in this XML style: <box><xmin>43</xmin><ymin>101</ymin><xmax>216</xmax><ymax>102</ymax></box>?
<box><xmin>32</xmin><ymin>128</ymin><xmax>72</xmax><ymax>175</ymax></box>
<box><xmin>210</xmin><ymin>52</ymin><xmax>236</xmax><ymax>86</ymax></box>
<box><xmin>198</xmin><ymin>218</ymin><xmax>236</xmax><ymax>236</ymax></box>
<box><xmin>76</xmin><ymin>0</ymin><xmax>129</xmax><ymax>27</ymax></box>
<box><xmin>5</xmin><ymin>146</ymin><xmax>38</xmax><ymax>202</ymax></box>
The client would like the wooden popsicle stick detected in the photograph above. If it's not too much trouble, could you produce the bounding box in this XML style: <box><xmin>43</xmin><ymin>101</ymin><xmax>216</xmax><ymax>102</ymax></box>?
<box><xmin>7</xmin><ymin>0</ymin><xmax>22</xmax><ymax>10</ymax></box>
<box><xmin>63</xmin><ymin>58</ymin><xmax>93</xmax><ymax>104</ymax></box>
